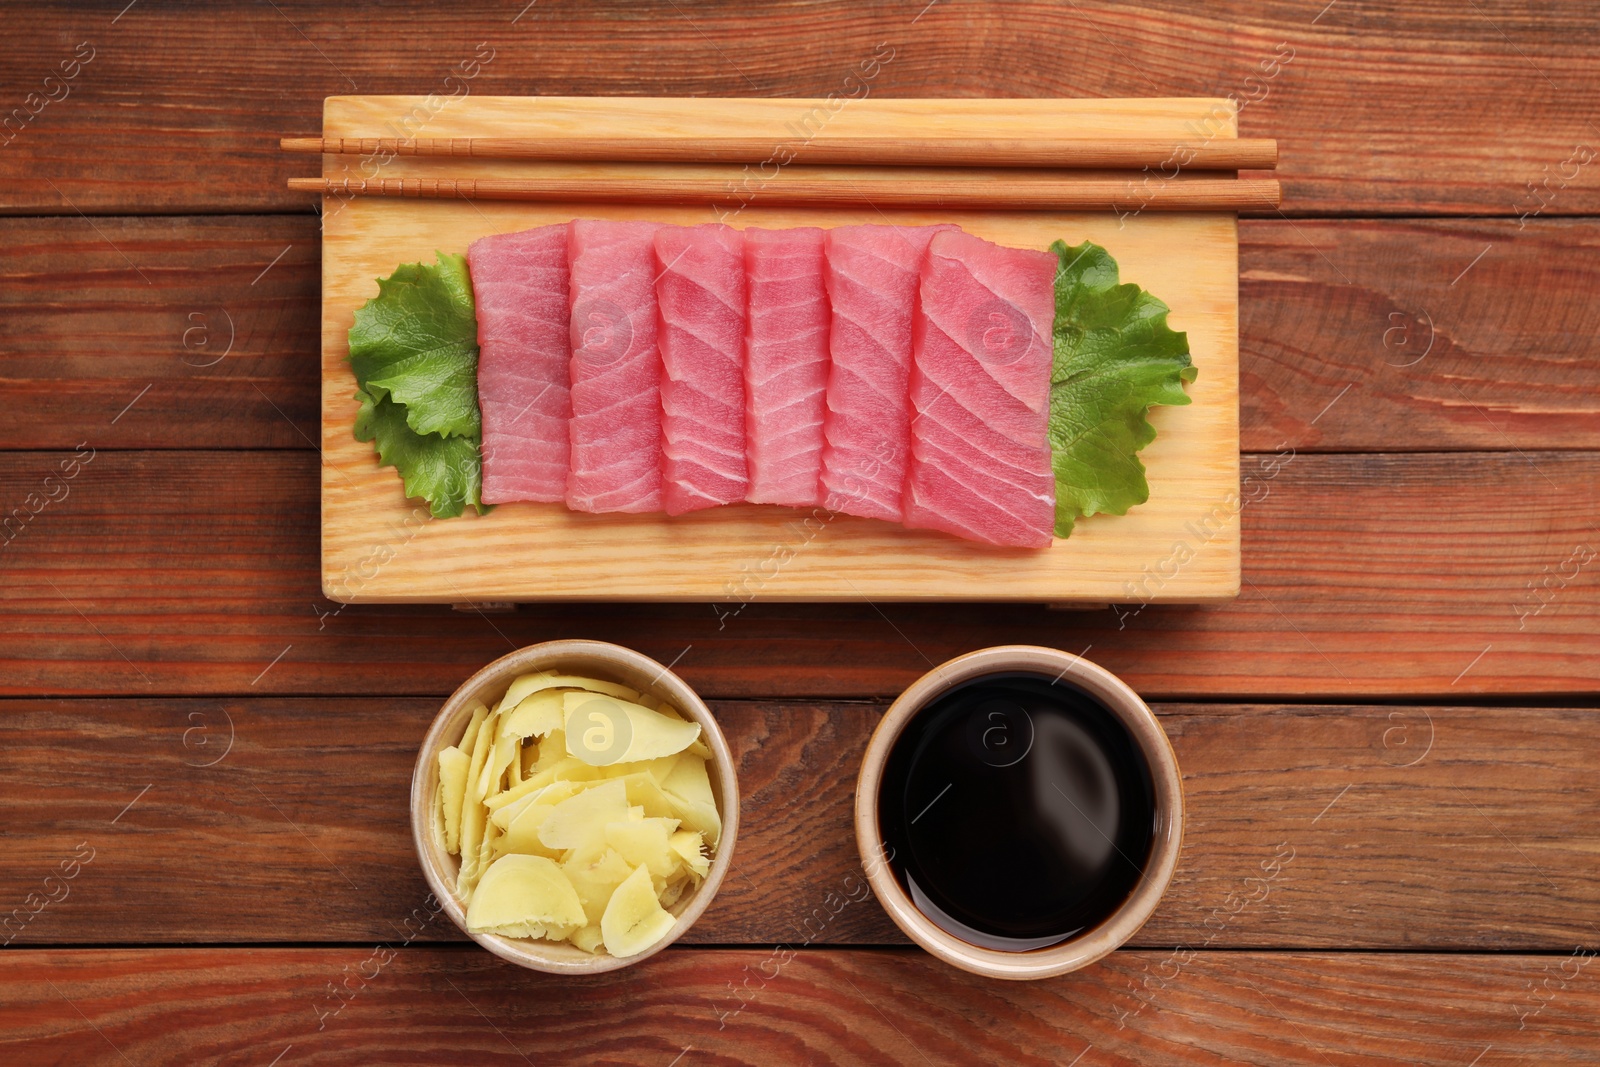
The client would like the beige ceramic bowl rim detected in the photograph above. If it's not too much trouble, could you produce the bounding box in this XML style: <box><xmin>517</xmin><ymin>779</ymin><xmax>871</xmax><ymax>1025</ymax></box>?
<box><xmin>854</xmin><ymin>644</ymin><xmax>1183</xmax><ymax>980</ymax></box>
<box><xmin>410</xmin><ymin>639</ymin><xmax>739</xmax><ymax>975</ymax></box>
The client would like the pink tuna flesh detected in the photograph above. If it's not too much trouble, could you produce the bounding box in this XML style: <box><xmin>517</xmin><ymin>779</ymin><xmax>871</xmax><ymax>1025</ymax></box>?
<box><xmin>566</xmin><ymin>219</ymin><xmax>664</xmax><ymax>514</ymax></box>
<box><xmin>655</xmin><ymin>223</ymin><xmax>749</xmax><ymax>516</ymax></box>
<box><xmin>467</xmin><ymin>223</ymin><xmax>572</xmax><ymax>504</ymax></box>
<box><xmin>903</xmin><ymin>228</ymin><xmax>1058</xmax><ymax>548</ymax></box>
<box><xmin>820</xmin><ymin>223</ymin><xmax>955</xmax><ymax>523</ymax></box>
<box><xmin>743</xmin><ymin>226</ymin><xmax>829</xmax><ymax>509</ymax></box>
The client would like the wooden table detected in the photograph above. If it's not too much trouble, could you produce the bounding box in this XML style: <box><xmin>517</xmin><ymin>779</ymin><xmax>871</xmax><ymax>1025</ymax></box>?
<box><xmin>3</xmin><ymin>3</ymin><xmax>1597</xmax><ymax>1063</ymax></box>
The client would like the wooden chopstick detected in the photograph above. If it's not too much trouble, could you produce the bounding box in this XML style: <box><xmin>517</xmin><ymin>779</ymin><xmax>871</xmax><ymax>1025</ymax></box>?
<box><xmin>281</xmin><ymin>135</ymin><xmax>1278</xmax><ymax>171</ymax></box>
<box><xmin>288</xmin><ymin>175</ymin><xmax>1281</xmax><ymax>212</ymax></box>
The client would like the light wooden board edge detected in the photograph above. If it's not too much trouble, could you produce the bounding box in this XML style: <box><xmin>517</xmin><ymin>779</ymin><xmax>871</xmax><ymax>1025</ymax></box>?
<box><xmin>318</xmin><ymin>98</ymin><xmax>1241</xmax><ymax>604</ymax></box>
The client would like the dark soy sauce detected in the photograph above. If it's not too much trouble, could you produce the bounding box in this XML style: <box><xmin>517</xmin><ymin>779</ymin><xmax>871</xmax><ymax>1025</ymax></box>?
<box><xmin>878</xmin><ymin>672</ymin><xmax>1157</xmax><ymax>950</ymax></box>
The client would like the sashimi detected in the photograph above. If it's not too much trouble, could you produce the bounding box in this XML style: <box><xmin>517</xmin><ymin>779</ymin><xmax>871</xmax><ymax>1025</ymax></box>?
<box><xmin>567</xmin><ymin>219</ymin><xmax>664</xmax><ymax>513</ymax></box>
<box><xmin>820</xmin><ymin>224</ymin><xmax>955</xmax><ymax>523</ymax></box>
<box><xmin>903</xmin><ymin>229</ymin><xmax>1058</xmax><ymax>548</ymax></box>
<box><xmin>743</xmin><ymin>226</ymin><xmax>829</xmax><ymax>508</ymax></box>
<box><xmin>467</xmin><ymin>223</ymin><xmax>572</xmax><ymax>504</ymax></box>
<box><xmin>654</xmin><ymin>224</ymin><xmax>748</xmax><ymax>515</ymax></box>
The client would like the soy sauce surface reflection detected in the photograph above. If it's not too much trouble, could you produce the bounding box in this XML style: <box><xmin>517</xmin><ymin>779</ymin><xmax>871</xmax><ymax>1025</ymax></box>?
<box><xmin>879</xmin><ymin>673</ymin><xmax>1156</xmax><ymax>950</ymax></box>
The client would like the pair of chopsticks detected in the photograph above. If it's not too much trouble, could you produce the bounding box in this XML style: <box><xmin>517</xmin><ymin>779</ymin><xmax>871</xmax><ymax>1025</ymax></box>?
<box><xmin>282</xmin><ymin>135</ymin><xmax>1280</xmax><ymax>211</ymax></box>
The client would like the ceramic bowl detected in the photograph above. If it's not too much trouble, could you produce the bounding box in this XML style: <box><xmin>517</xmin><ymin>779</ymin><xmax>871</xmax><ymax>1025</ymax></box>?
<box><xmin>854</xmin><ymin>644</ymin><xmax>1182</xmax><ymax>980</ymax></box>
<box><xmin>412</xmin><ymin>639</ymin><xmax>739</xmax><ymax>974</ymax></box>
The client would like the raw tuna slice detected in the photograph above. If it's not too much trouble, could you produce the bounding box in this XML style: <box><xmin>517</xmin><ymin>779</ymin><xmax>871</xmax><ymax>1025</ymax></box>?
<box><xmin>467</xmin><ymin>223</ymin><xmax>573</xmax><ymax>504</ymax></box>
<box><xmin>654</xmin><ymin>224</ymin><xmax>748</xmax><ymax>515</ymax></box>
<box><xmin>903</xmin><ymin>229</ymin><xmax>1058</xmax><ymax>548</ymax></box>
<box><xmin>743</xmin><ymin>226</ymin><xmax>829</xmax><ymax>508</ymax></box>
<box><xmin>820</xmin><ymin>224</ymin><xmax>956</xmax><ymax>523</ymax></box>
<box><xmin>566</xmin><ymin>219</ymin><xmax>664</xmax><ymax>514</ymax></box>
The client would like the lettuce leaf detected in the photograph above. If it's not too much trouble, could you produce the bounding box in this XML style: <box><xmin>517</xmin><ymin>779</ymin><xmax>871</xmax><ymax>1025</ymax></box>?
<box><xmin>347</xmin><ymin>253</ymin><xmax>486</xmax><ymax>518</ymax></box>
<box><xmin>353</xmin><ymin>387</ymin><xmax>484</xmax><ymax>519</ymax></box>
<box><xmin>349</xmin><ymin>252</ymin><xmax>482</xmax><ymax>440</ymax></box>
<box><xmin>1049</xmin><ymin>240</ymin><xmax>1197</xmax><ymax>538</ymax></box>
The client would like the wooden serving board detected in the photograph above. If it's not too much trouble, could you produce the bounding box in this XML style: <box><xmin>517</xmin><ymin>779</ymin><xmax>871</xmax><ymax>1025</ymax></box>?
<box><xmin>319</xmin><ymin>97</ymin><xmax>1240</xmax><ymax>604</ymax></box>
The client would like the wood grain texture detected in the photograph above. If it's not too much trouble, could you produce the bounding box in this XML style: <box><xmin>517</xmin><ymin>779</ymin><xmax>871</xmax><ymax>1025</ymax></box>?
<box><xmin>3</xmin><ymin>947</ymin><xmax>1596</xmax><ymax>1065</ymax></box>
<box><xmin>1</xmin><ymin>699</ymin><xmax>1595</xmax><ymax>950</ymax></box>
<box><xmin>1241</xmin><ymin>218</ymin><xmax>1600</xmax><ymax>451</ymax></box>
<box><xmin>6</xmin><ymin>217</ymin><xmax>1596</xmax><ymax>453</ymax></box>
<box><xmin>286</xmin><ymin>133</ymin><xmax>1283</xmax><ymax>169</ymax></box>
<box><xmin>295</xmin><ymin>172</ymin><xmax>1281</xmax><ymax>211</ymax></box>
<box><xmin>0</xmin><ymin>216</ymin><xmax>320</xmax><ymax>450</ymax></box>
<box><xmin>316</xmin><ymin>96</ymin><xmax>1240</xmax><ymax>604</ymax></box>
<box><xmin>3</xmin><ymin>1</ymin><xmax>1599</xmax><ymax>216</ymax></box>
<box><xmin>1</xmin><ymin>450</ymin><xmax>1594</xmax><ymax>699</ymax></box>
<box><xmin>5</xmin><ymin>5</ymin><xmax>1595</xmax><ymax>1059</ymax></box>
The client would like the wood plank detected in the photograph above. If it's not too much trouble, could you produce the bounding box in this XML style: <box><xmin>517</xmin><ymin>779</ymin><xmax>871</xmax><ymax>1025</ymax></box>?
<box><xmin>4</xmin><ymin>2</ymin><xmax>1600</xmax><ymax>216</ymax></box>
<box><xmin>1</xmin><ymin>699</ymin><xmax>1594</xmax><ymax>949</ymax></box>
<box><xmin>316</xmin><ymin>96</ymin><xmax>1240</xmax><ymax>605</ymax></box>
<box><xmin>1</xmin><ymin>450</ymin><xmax>1594</xmax><ymax>699</ymax></box>
<box><xmin>7</xmin><ymin>216</ymin><xmax>1596</xmax><ymax>453</ymax></box>
<box><xmin>0</xmin><ymin>217</ymin><xmax>320</xmax><ymax>450</ymax></box>
<box><xmin>3</xmin><ymin>947</ymin><xmax>1595</xmax><ymax>1065</ymax></box>
<box><xmin>1241</xmin><ymin>218</ymin><xmax>1600</xmax><ymax>451</ymax></box>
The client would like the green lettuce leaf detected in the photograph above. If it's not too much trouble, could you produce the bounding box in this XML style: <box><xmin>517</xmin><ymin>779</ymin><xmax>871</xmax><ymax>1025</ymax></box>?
<box><xmin>347</xmin><ymin>252</ymin><xmax>486</xmax><ymax>519</ymax></box>
<box><xmin>349</xmin><ymin>251</ymin><xmax>482</xmax><ymax>440</ymax></box>
<box><xmin>1049</xmin><ymin>240</ymin><xmax>1197</xmax><ymax>538</ymax></box>
<box><xmin>353</xmin><ymin>387</ymin><xmax>484</xmax><ymax>519</ymax></box>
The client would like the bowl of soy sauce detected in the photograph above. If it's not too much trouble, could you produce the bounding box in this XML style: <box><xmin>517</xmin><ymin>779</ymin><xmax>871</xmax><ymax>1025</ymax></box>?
<box><xmin>855</xmin><ymin>646</ymin><xmax>1183</xmax><ymax>980</ymax></box>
